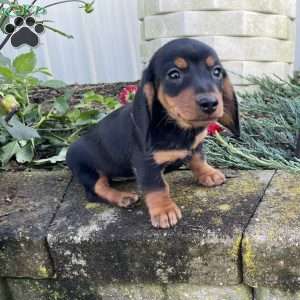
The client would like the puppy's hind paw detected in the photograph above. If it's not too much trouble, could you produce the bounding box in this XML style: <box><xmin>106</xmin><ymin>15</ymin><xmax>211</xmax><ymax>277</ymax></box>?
<box><xmin>117</xmin><ymin>192</ymin><xmax>140</xmax><ymax>208</ymax></box>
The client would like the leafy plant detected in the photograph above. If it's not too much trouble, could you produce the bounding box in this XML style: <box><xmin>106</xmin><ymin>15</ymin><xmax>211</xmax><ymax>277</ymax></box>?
<box><xmin>0</xmin><ymin>51</ymin><xmax>119</xmax><ymax>168</ymax></box>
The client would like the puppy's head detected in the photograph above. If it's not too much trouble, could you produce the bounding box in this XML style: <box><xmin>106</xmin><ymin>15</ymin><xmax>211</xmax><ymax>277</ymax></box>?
<box><xmin>133</xmin><ymin>38</ymin><xmax>240</xmax><ymax>146</ymax></box>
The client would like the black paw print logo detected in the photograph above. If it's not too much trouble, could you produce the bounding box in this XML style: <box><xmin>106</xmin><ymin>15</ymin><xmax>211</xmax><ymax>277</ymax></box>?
<box><xmin>5</xmin><ymin>16</ymin><xmax>45</xmax><ymax>47</ymax></box>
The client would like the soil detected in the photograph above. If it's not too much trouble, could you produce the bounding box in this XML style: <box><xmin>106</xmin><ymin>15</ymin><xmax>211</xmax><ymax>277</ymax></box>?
<box><xmin>29</xmin><ymin>82</ymin><xmax>139</xmax><ymax>104</ymax></box>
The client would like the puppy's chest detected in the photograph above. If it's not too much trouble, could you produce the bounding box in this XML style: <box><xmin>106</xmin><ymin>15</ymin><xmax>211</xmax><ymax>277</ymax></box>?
<box><xmin>152</xmin><ymin>129</ymin><xmax>207</xmax><ymax>166</ymax></box>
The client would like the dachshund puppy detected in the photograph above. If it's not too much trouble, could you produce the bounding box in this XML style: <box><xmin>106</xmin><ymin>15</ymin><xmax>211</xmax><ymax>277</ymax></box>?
<box><xmin>66</xmin><ymin>38</ymin><xmax>240</xmax><ymax>229</ymax></box>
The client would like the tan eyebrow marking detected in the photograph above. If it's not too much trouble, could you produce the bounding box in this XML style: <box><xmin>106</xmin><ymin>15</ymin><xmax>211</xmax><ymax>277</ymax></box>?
<box><xmin>175</xmin><ymin>57</ymin><xmax>188</xmax><ymax>69</ymax></box>
<box><xmin>206</xmin><ymin>56</ymin><xmax>215</xmax><ymax>67</ymax></box>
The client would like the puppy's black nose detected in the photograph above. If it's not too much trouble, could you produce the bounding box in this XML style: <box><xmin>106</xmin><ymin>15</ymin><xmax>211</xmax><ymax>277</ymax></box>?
<box><xmin>197</xmin><ymin>96</ymin><xmax>218</xmax><ymax>114</ymax></box>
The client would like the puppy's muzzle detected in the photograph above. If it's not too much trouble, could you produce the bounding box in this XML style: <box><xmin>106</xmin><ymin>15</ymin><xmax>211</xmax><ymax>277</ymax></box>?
<box><xmin>197</xmin><ymin>95</ymin><xmax>218</xmax><ymax>114</ymax></box>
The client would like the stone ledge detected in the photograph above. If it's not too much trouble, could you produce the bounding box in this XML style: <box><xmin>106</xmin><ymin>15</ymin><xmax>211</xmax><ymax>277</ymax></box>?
<box><xmin>3</xmin><ymin>169</ymin><xmax>300</xmax><ymax>298</ymax></box>
<box><xmin>139</xmin><ymin>0</ymin><xmax>296</xmax><ymax>20</ymax></box>
<box><xmin>6</xmin><ymin>279</ymin><xmax>253</xmax><ymax>300</ymax></box>
<box><xmin>141</xmin><ymin>37</ymin><xmax>294</xmax><ymax>63</ymax></box>
<box><xmin>47</xmin><ymin>170</ymin><xmax>273</xmax><ymax>285</ymax></box>
<box><xmin>144</xmin><ymin>11</ymin><xmax>289</xmax><ymax>40</ymax></box>
<box><xmin>243</xmin><ymin>171</ymin><xmax>300</xmax><ymax>290</ymax></box>
<box><xmin>0</xmin><ymin>171</ymin><xmax>70</xmax><ymax>278</ymax></box>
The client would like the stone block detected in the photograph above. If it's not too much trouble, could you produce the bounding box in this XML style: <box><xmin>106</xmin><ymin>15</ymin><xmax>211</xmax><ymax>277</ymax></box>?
<box><xmin>97</xmin><ymin>284</ymin><xmax>165</xmax><ymax>300</ymax></box>
<box><xmin>48</xmin><ymin>170</ymin><xmax>274</xmax><ymax>285</ymax></box>
<box><xmin>289</xmin><ymin>20</ymin><xmax>296</xmax><ymax>43</ymax></box>
<box><xmin>0</xmin><ymin>171</ymin><xmax>70</xmax><ymax>278</ymax></box>
<box><xmin>285</xmin><ymin>0</ymin><xmax>296</xmax><ymax>19</ymax></box>
<box><xmin>7</xmin><ymin>279</ymin><xmax>252</xmax><ymax>300</ymax></box>
<box><xmin>0</xmin><ymin>279</ymin><xmax>8</xmax><ymax>300</ymax></box>
<box><xmin>255</xmin><ymin>287</ymin><xmax>300</xmax><ymax>300</ymax></box>
<box><xmin>7</xmin><ymin>279</ymin><xmax>97</xmax><ymax>300</ymax></box>
<box><xmin>167</xmin><ymin>284</ymin><xmax>252</xmax><ymax>300</ymax></box>
<box><xmin>144</xmin><ymin>0</ymin><xmax>294</xmax><ymax>17</ymax></box>
<box><xmin>243</xmin><ymin>171</ymin><xmax>300</xmax><ymax>290</ymax></box>
<box><xmin>144</xmin><ymin>11</ymin><xmax>289</xmax><ymax>40</ymax></box>
<box><xmin>223</xmin><ymin>62</ymin><xmax>293</xmax><ymax>85</ymax></box>
<box><xmin>139</xmin><ymin>21</ymin><xmax>145</xmax><ymax>41</ymax></box>
<box><xmin>141</xmin><ymin>37</ymin><xmax>294</xmax><ymax>63</ymax></box>
<box><xmin>137</xmin><ymin>0</ymin><xmax>145</xmax><ymax>20</ymax></box>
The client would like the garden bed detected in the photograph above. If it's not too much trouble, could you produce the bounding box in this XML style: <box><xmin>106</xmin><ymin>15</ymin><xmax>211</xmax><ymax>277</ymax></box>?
<box><xmin>29</xmin><ymin>82</ymin><xmax>138</xmax><ymax>104</ymax></box>
<box><xmin>3</xmin><ymin>82</ymin><xmax>138</xmax><ymax>172</ymax></box>
<box><xmin>1</xmin><ymin>51</ymin><xmax>300</xmax><ymax>174</ymax></box>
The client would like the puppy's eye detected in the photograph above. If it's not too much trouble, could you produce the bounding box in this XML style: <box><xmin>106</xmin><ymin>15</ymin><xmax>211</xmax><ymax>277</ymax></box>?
<box><xmin>167</xmin><ymin>69</ymin><xmax>181</xmax><ymax>80</ymax></box>
<box><xmin>212</xmin><ymin>66</ymin><xmax>223</xmax><ymax>79</ymax></box>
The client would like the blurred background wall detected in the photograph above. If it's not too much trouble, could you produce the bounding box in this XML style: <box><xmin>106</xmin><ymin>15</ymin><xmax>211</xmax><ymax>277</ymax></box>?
<box><xmin>1</xmin><ymin>0</ymin><xmax>141</xmax><ymax>84</ymax></box>
<box><xmin>0</xmin><ymin>0</ymin><xmax>299</xmax><ymax>83</ymax></box>
<box><xmin>296</xmin><ymin>1</ymin><xmax>300</xmax><ymax>70</ymax></box>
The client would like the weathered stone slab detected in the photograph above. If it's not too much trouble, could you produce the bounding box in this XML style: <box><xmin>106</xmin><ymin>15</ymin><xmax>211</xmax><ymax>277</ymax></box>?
<box><xmin>141</xmin><ymin>37</ymin><xmax>294</xmax><ymax>63</ymax></box>
<box><xmin>144</xmin><ymin>11</ymin><xmax>289</xmax><ymax>40</ymax></box>
<box><xmin>7</xmin><ymin>279</ymin><xmax>165</xmax><ymax>300</ymax></box>
<box><xmin>7</xmin><ymin>279</ymin><xmax>97</xmax><ymax>300</ymax></box>
<box><xmin>97</xmin><ymin>284</ymin><xmax>252</xmax><ymax>300</ymax></box>
<box><xmin>48</xmin><ymin>170</ymin><xmax>274</xmax><ymax>285</ymax></box>
<box><xmin>223</xmin><ymin>62</ymin><xmax>293</xmax><ymax>85</ymax></box>
<box><xmin>143</xmin><ymin>0</ymin><xmax>295</xmax><ymax>19</ymax></box>
<box><xmin>168</xmin><ymin>284</ymin><xmax>252</xmax><ymax>300</ymax></box>
<box><xmin>6</xmin><ymin>279</ymin><xmax>252</xmax><ymax>300</ymax></box>
<box><xmin>0</xmin><ymin>279</ymin><xmax>8</xmax><ymax>300</ymax></box>
<box><xmin>97</xmin><ymin>284</ymin><xmax>165</xmax><ymax>300</ymax></box>
<box><xmin>243</xmin><ymin>171</ymin><xmax>300</xmax><ymax>290</ymax></box>
<box><xmin>0</xmin><ymin>171</ymin><xmax>70</xmax><ymax>278</ymax></box>
<box><xmin>255</xmin><ymin>287</ymin><xmax>300</xmax><ymax>300</ymax></box>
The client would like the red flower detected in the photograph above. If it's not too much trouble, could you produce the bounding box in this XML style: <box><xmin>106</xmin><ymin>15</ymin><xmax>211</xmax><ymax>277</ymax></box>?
<box><xmin>126</xmin><ymin>85</ymin><xmax>138</xmax><ymax>94</ymax></box>
<box><xmin>118</xmin><ymin>85</ymin><xmax>138</xmax><ymax>105</ymax></box>
<box><xmin>208</xmin><ymin>123</ymin><xmax>224</xmax><ymax>136</ymax></box>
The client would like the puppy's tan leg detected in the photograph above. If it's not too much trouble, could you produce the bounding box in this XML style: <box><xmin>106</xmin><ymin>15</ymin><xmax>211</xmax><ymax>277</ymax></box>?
<box><xmin>190</xmin><ymin>153</ymin><xmax>225</xmax><ymax>187</ymax></box>
<box><xmin>94</xmin><ymin>176</ymin><xmax>139</xmax><ymax>208</ymax></box>
<box><xmin>145</xmin><ymin>186</ymin><xmax>182</xmax><ymax>229</ymax></box>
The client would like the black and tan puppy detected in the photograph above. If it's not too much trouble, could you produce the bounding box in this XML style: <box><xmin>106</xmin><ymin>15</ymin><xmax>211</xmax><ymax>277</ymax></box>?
<box><xmin>66</xmin><ymin>38</ymin><xmax>240</xmax><ymax>229</ymax></box>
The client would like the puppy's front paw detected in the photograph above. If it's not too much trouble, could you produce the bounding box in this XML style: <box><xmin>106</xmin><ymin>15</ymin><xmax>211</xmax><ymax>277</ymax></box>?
<box><xmin>197</xmin><ymin>167</ymin><xmax>225</xmax><ymax>187</ymax></box>
<box><xmin>146</xmin><ymin>191</ymin><xmax>182</xmax><ymax>229</ymax></box>
<box><xmin>116</xmin><ymin>192</ymin><xmax>139</xmax><ymax>208</ymax></box>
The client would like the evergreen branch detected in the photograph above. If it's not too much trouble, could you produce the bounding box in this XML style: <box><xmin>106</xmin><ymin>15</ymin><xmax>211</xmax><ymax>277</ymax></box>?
<box><xmin>206</xmin><ymin>76</ymin><xmax>300</xmax><ymax>172</ymax></box>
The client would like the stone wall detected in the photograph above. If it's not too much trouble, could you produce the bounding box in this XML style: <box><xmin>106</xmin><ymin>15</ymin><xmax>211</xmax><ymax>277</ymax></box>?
<box><xmin>1</xmin><ymin>170</ymin><xmax>300</xmax><ymax>299</ymax></box>
<box><xmin>139</xmin><ymin>0</ymin><xmax>296</xmax><ymax>91</ymax></box>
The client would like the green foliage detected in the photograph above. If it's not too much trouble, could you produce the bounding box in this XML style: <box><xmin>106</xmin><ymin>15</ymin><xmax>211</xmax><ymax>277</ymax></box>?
<box><xmin>0</xmin><ymin>51</ymin><xmax>119</xmax><ymax>168</ymax></box>
<box><xmin>206</xmin><ymin>76</ymin><xmax>300</xmax><ymax>171</ymax></box>
<box><xmin>13</xmin><ymin>51</ymin><xmax>37</xmax><ymax>73</ymax></box>
<box><xmin>82</xmin><ymin>1</ymin><xmax>95</xmax><ymax>13</ymax></box>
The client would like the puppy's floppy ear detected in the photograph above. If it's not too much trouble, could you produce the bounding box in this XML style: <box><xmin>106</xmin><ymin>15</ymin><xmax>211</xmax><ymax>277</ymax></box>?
<box><xmin>131</xmin><ymin>63</ymin><xmax>155</xmax><ymax>152</ymax></box>
<box><xmin>218</xmin><ymin>71</ymin><xmax>240</xmax><ymax>137</ymax></box>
